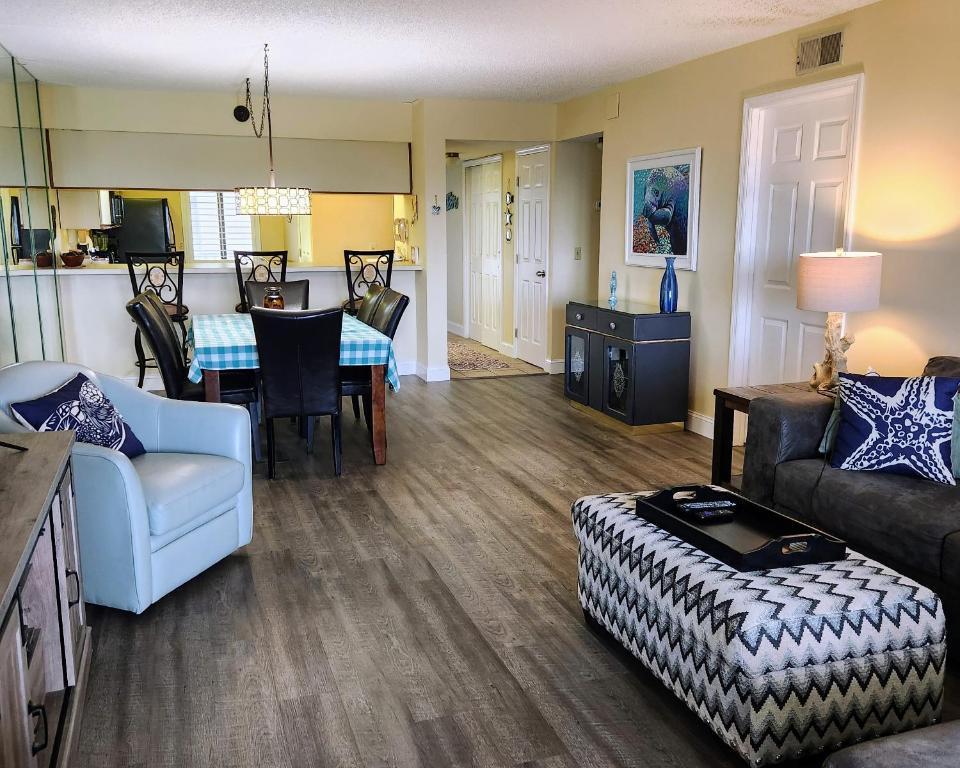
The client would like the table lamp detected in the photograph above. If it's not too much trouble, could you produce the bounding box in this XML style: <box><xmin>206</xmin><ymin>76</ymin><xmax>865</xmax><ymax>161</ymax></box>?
<box><xmin>797</xmin><ymin>249</ymin><xmax>882</xmax><ymax>392</ymax></box>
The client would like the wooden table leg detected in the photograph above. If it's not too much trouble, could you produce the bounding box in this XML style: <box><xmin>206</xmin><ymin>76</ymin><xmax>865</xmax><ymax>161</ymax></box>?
<box><xmin>203</xmin><ymin>370</ymin><xmax>221</xmax><ymax>403</ymax></box>
<box><xmin>711</xmin><ymin>394</ymin><xmax>735</xmax><ymax>486</ymax></box>
<box><xmin>370</xmin><ymin>364</ymin><xmax>386</xmax><ymax>465</ymax></box>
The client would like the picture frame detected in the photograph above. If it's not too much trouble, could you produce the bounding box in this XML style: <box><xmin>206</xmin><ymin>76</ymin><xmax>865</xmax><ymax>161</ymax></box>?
<box><xmin>625</xmin><ymin>147</ymin><xmax>701</xmax><ymax>271</ymax></box>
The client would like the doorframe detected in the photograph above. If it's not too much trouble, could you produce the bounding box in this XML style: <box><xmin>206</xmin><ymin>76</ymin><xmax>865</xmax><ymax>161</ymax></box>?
<box><xmin>461</xmin><ymin>154</ymin><xmax>502</xmax><ymax>343</ymax></box>
<box><xmin>727</xmin><ymin>74</ymin><xmax>865</xmax><ymax>392</ymax></box>
<box><xmin>513</xmin><ymin>144</ymin><xmax>551</xmax><ymax>368</ymax></box>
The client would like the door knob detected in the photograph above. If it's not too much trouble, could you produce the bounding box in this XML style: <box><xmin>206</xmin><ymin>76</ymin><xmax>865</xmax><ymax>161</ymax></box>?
<box><xmin>536</xmin><ymin>270</ymin><xmax>546</xmax><ymax>278</ymax></box>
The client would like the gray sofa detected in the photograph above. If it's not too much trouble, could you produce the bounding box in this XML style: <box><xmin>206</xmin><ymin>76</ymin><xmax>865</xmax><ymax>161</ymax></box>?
<box><xmin>741</xmin><ymin>357</ymin><xmax>960</xmax><ymax>596</ymax></box>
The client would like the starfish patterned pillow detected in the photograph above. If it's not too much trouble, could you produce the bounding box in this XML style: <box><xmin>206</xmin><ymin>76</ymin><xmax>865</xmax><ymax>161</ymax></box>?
<box><xmin>831</xmin><ymin>373</ymin><xmax>960</xmax><ymax>485</ymax></box>
<box><xmin>11</xmin><ymin>373</ymin><xmax>145</xmax><ymax>459</ymax></box>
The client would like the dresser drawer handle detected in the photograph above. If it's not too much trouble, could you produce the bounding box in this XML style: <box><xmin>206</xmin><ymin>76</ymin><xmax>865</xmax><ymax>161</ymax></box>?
<box><xmin>575</xmin><ymin>312</ymin><xmax>583</xmax><ymax>321</ymax></box>
<box><xmin>29</xmin><ymin>702</ymin><xmax>48</xmax><ymax>755</ymax></box>
<box><xmin>66</xmin><ymin>569</ymin><xmax>81</xmax><ymax>607</ymax></box>
<box><xmin>609</xmin><ymin>322</ymin><xmax>617</xmax><ymax>330</ymax></box>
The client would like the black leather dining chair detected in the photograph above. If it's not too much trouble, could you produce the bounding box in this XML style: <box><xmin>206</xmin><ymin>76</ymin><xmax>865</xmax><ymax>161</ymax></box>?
<box><xmin>233</xmin><ymin>250</ymin><xmax>288</xmax><ymax>313</ymax></box>
<box><xmin>124</xmin><ymin>251</ymin><xmax>189</xmax><ymax>387</ymax></box>
<box><xmin>250</xmin><ymin>306</ymin><xmax>344</xmax><ymax>478</ymax></box>
<box><xmin>343</xmin><ymin>288</ymin><xmax>409</xmax><ymax>434</ymax></box>
<box><xmin>343</xmin><ymin>249</ymin><xmax>394</xmax><ymax>315</ymax></box>
<box><xmin>356</xmin><ymin>283</ymin><xmax>386</xmax><ymax>325</ymax></box>
<box><xmin>125</xmin><ymin>291</ymin><xmax>262</xmax><ymax>461</ymax></box>
<box><xmin>244</xmin><ymin>279</ymin><xmax>310</xmax><ymax>311</ymax></box>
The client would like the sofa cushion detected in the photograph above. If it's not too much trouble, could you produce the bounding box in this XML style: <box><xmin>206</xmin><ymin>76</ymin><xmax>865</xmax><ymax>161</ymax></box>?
<box><xmin>805</xmin><ymin>464</ymin><xmax>960</xmax><ymax>582</ymax></box>
<box><xmin>772</xmin><ymin>458</ymin><xmax>826</xmax><ymax>522</ymax></box>
<box><xmin>131</xmin><ymin>452</ymin><xmax>244</xmax><ymax>536</ymax></box>
<box><xmin>824</xmin><ymin>720</ymin><xmax>960</xmax><ymax>768</ymax></box>
<box><xmin>831</xmin><ymin>373</ymin><xmax>959</xmax><ymax>486</ymax></box>
<box><xmin>11</xmin><ymin>372</ymin><xmax>145</xmax><ymax>458</ymax></box>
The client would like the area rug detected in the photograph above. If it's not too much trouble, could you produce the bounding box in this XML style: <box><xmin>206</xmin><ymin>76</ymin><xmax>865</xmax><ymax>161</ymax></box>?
<box><xmin>448</xmin><ymin>340</ymin><xmax>511</xmax><ymax>371</ymax></box>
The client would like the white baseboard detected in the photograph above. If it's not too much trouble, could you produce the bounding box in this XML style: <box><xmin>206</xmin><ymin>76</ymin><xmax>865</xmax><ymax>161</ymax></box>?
<box><xmin>397</xmin><ymin>360</ymin><xmax>417</xmax><ymax>377</ymax></box>
<box><xmin>416</xmin><ymin>363</ymin><xmax>451</xmax><ymax>382</ymax></box>
<box><xmin>447</xmin><ymin>321</ymin><xmax>465</xmax><ymax>337</ymax></box>
<box><xmin>544</xmin><ymin>358</ymin><xmax>565</xmax><ymax>375</ymax></box>
<box><xmin>500</xmin><ymin>341</ymin><xmax>517</xmax><ymax>357</ymax></box>
<box><xmin>685</xmin><ymin>409</ymin><xmax>714</xmax><ymax>439</ymax></box>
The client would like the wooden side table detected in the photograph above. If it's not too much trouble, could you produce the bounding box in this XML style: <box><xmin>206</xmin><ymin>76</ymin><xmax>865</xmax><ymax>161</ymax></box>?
<box><xmin>711</xmin><ymin>382</ymin><xmax>814</xmax><ymax>489</ymax></box>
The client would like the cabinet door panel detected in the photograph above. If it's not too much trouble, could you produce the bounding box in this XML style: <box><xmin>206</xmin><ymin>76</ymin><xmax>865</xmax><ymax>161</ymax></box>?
<box><xmin>0</xmin><ymin>610</ymin><xmax>34</xmax><ymax>768</ymax></box>
<box><xmin>564</xmin><ymin>327</ymin><xmax>590</xmax><ymax>404</ymax></box>
<box><xmin>601</xmin><ymin>337</ymin><xmax>634</xmax><ymax>422</ymax></box>
<box><xmin>633</xmin><ymin>341</ymin><xmax>691</xmax><ymax>426</ymax></box>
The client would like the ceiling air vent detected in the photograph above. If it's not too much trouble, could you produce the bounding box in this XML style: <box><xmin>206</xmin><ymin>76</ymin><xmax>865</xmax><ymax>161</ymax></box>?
<box><xmin>796</xmin><ymin>30</ymin><xmax>843</xmax><ymax>75</ymax></box>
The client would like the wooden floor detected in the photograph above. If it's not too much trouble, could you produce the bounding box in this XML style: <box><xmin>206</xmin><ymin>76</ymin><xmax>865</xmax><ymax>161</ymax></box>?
<box><xmin>77</xmin><ymin>375</ymin><xmax>956</xmax><ymax>767</ymax></box>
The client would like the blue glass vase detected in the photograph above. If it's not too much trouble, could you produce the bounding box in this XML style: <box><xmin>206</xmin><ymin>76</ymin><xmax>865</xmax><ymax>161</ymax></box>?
<box><xmin>659</xmin><ymin>256</ymin><xmax>678</xmax><ymax>313</ymax></box>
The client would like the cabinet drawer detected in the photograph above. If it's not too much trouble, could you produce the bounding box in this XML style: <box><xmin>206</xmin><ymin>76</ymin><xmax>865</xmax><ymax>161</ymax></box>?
<box><xmin>596</xmin><ymin>309</ymin><xmax>691</xmax><ymax>342</ymax></box>
<box><xmin>565</xmin><ymin>304</ymin><xmax>596</xmax><ymax>329</ymax></box>
<box><xmin>596</xmin><ymin>309</ymin><xmax>632</xmax><ymax>340</ymax></box>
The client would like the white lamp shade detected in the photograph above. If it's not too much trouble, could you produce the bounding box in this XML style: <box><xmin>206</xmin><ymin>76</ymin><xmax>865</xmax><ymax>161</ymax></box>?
<box><xmin>796</xmin><ymin>251</ymin><xmax>882</xmax><ymax>312</ymax></box>
<box><xmin>235</xmin><ymin>186</ymin><xmax>312</xmax><ymax>216</ymax></box>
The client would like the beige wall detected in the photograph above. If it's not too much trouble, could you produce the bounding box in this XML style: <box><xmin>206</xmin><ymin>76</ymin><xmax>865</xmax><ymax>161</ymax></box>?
<box><xmin>40</xmin><ymin>85</ymin><xmax>413</xmax><ymax>142</ymax></box>
<box><xmin>557</xmin><ymin>0</ymin><xmax>960</xmax><ymax>418</ymax></box>
<box><xmin>549</xmin><ymin>140</ymin><xmax>602</xmax><ymax>360</ymax></box>
<box><xmin>308</xmin><ymin>194</ymin><xmax>395</xmax><ymax>266</ymax></box>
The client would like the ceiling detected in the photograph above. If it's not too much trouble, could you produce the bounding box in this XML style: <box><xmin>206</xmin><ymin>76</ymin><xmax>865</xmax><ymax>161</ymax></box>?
<box><xmin>1</xmin><ymin>1</ymin><xmax>876</xmax><ymax>101</ymax></box>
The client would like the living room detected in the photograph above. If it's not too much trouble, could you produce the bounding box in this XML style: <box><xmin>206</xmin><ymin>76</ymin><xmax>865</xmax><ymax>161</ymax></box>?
<box><xmin>0</xmin><ymin>0</ymin><xmax>958</xmax><ymax>766</ymax></box>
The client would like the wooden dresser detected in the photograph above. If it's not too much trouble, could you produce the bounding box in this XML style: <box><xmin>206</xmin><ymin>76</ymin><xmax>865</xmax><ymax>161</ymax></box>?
<box><xmin>0</xmin><ymin>432</ymin><xmax>91</xmax><ymax>767</ymax></box>
<box><xmin>564</xmin><ymin>299</ymin><xmax>691</xmax><ymax>427</ymax></box>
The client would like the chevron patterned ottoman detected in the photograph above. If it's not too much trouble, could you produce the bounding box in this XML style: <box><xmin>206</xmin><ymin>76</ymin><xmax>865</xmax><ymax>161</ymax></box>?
<box><xmin>573</xmin><ymin>492</ymin><xmax>946</xmax><ymax>766</ymax></box>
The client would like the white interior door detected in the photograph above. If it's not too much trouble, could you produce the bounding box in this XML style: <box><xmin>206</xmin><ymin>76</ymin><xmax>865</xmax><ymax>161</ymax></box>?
<box><xmin>516</xmin><ymin>147</ymin><xmax>549</xmax><ymax>367</ymax></box>
<box><xmin>464</xmin><ymin>159</ymin><xmax>501</xmax><ymax>348</ymax></box>
<box><xmin>747</xmin><ymin>84</ymin><xmax>858</xmax><ymax>385</ymax></box>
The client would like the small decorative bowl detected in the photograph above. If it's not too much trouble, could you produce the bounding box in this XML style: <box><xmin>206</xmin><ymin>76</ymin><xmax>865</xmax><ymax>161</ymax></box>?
<box><xmin>35</xmin><ymin>250</ymin><xmax>54</xmax><ymax>268</ymax></box>
<box><xmin>60</xmin><ymin>250</ymin><xmax>85</xmax><ymax>268</ymax></box>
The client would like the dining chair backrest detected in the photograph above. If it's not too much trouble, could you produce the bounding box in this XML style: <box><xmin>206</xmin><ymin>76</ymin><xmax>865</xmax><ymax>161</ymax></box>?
<box><xmin>250</xmin><ymin>307</ymin><xmax>343</xmax><ymax>419</ymax></box>
<box><xmin>126</xmin><ymin>291</ymin><xmax>189</xmax><ymax>399</ymax></box>
<box><xmin>233</xmin><ymin>250</ymin><xmax>289</xmax><ymax>313</ymax></box>
<box><xmin>124</xmin><ymin>251</ymin><xmax>186</xmax><ymax>314</ymax></box>
<box><xmin>370</xmin><ymin>288</ymin><xmax>409</xmax><ymax>341</ymax></box>
<box><xmin>343</xmin><ymin>249</ymin><xmax>394</xmax><ymax>313</ymax></box>
<box><xmin>356</xmin><ymin>284</ymin><xmax>386</xmax><ymax>325</ymax></box>
<box><xmin>245</xmin><ymin>279</ymin><xmax>310</xmax><ymax>311</ymax></box>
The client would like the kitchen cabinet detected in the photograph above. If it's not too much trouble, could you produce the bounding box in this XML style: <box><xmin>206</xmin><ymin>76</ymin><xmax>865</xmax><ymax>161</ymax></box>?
<box><xmin>564</xmin><ymin>299</ymin><xmax>691</xmax><ymax>427</ymax></box>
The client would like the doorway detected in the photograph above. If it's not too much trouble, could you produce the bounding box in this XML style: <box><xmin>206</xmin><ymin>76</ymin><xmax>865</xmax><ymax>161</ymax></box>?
<box><xmin>729</xmin><ymin>75</ymin><xmax>864</xmax><ymax>389</ymax></box>
<box><xmin>515</xmin><ymin>145</ymin><xmax>550</xmax><ymax>368</ymax></box>
<box><xmin>463</xmin><ymin>155</ymin><xmax>503</xmax><ymax>352</ymax></box>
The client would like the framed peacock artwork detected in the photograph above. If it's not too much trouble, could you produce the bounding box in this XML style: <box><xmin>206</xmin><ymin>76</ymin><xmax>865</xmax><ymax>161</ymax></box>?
<box><xmin>625</xmin><ymin>147</ymin><xmax>702</xmax><ymax>271</ymax></box>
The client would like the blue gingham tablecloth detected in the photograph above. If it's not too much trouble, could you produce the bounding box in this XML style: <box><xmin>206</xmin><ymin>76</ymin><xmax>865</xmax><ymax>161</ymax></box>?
<box><xmin>187</xmin><ymin>312</ymin><xmax>400</xmax><ymax>391</ymax></box>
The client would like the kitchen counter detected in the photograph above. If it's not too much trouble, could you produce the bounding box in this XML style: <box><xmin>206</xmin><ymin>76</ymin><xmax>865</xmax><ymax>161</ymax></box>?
<box><xmin>3</xmin><ymin>260</ymin><xmax>423</xmax><ymax>276</ymax></box>
<box><xmin>0</xmin><ymin>260</ymin><xmax>420</xmax><ymax>384</ymax></box>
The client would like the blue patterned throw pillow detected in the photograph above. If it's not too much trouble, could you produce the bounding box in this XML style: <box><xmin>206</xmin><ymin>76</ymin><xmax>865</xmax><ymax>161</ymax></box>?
<box><xmin>11</xmin><ymin>373</ymin><xmax>145</xmax><ymax>458</ymax></box>
<box><xmin>831</xmin><ymin>373</ymin><xmax>960</xmax><ymax>485</ymax></box>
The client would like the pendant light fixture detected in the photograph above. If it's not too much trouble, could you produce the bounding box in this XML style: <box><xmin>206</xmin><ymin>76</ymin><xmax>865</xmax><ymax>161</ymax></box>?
<box><xmin>235</xmin><ymin>44</ymin><xmax>311</xmax><ymax>216</ymax></box>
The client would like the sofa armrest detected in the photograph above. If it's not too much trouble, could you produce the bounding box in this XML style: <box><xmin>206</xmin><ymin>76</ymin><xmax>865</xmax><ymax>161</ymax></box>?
<box><xmin>741</xmin><ymin>392</ymin><xmax>834</xmax><ymax>507</ymax></box>
<box><xmin>71</xmin><ymin>443</ymin><xmax>154</xmax><ymax>613</ymax></box>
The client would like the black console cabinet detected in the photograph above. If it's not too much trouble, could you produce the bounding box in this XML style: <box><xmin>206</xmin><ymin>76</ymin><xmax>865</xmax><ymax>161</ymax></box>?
<box><xmin>564</xmin><ymin>299</ymin><xmax>691</xmax><ymax>426</ymax></box>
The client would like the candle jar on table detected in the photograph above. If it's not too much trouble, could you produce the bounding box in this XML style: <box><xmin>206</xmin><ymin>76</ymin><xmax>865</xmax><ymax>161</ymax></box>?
<box><xmin>262</xmin><ymin>285</ymin><xmax>285</xmax><ymax>309</ymax></box>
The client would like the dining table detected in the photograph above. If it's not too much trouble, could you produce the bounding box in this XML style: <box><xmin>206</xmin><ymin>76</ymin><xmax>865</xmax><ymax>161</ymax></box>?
<box><xmin>187</xmin><ymin>312</ymin><xmax>400</xmax><ymax>465</ymax></box>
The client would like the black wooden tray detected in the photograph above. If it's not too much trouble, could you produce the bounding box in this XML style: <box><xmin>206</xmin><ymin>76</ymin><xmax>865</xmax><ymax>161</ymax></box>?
<box><xmin>635</xmin><ymin>485</ymin><xmax>846</xmax><ymax>571</ymax></box>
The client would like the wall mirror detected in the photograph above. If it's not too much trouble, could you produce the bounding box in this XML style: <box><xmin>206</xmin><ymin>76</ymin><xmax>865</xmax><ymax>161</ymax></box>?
<box><xmin>0</xmin><ymin>48</ymin><xmax>63</xmax><ymax>365</ymax></box>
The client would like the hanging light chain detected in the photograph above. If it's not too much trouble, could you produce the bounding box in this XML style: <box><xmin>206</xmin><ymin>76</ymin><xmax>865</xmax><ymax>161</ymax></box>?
<box><xmin>244</xmin><ymin>43</ymin><xmax>270</xmax><ymax>139</ymax></box>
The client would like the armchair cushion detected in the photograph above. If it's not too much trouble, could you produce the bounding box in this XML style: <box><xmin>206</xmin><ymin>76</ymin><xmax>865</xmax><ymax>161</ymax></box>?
<box><xmin>132</xmin><ymin>452</ymin><xmax>244</xmax><ymax>536</ymax></box>
<box><xmin>10</xmin><ymin>372</ymin><xmax>145</xmax><ymax>458</ymax></box>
